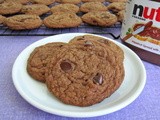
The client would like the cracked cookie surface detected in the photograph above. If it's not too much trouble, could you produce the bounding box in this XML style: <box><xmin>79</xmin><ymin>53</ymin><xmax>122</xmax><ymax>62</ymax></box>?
<box><xmin>45</xmin><ymin>38</ymin><xmax>124</xmax><ymax>106</ymax></box>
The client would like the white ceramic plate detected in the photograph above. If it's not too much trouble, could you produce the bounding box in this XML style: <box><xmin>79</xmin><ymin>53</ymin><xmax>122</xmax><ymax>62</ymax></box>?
<box><xmin>12</xmin><ymin>33</ymin><xmax>146</xmax><ymax>118</ymax></box>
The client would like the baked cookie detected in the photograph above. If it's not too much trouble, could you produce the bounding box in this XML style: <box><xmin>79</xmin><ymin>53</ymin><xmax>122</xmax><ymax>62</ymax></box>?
<box><xmin>0</xmin><ymin>15</ymin><xmax>6</xmax><ymax>24</ymax></box>
<box><xmin>5</xmin><ymin>0</ymin><xmax>29</xmax><ymax>4</ymax></box>
<box><xmin>82</xmin><ymin>11</ymin><xmax>117</xmax><ymax>26</ymax></box>
<box><xmin>27</xmin><ymin>42</ymin><xmax>66</xmax><ymax>82</ymax></box>
<box><xmin>50</xmin><ymin>4</ymin><xmax>79</xmax><ymax>13</ymax></box>
<box><xmin>30</xmin><ymin>0</ymin><xmax>55</xmax><ymax>5</ymax></box>
<box><xmin>116</xmin><ymin>10</ymin><xmax>125</xmax><ymax>22</ymax></box>
<box><xmin>0</xmin><ymin>2</ymin><xmax>22</xmax><ymax>15</ymax></box>
<box><xmin>21</xmin><ymin>4</ymin><xmax>50</xmax><ymax>16</ymax></box>
<box><xmin>0</xmin><ymin>0</ymin><xmax>5</xmax><ymax>3</ymax></box>
<box><xmin>106</xmin><ymin>0</ymin><xmax>127</xmax><ymax>2</ymax></box>
<box><xmin>43</xmin><ymin>12</ymin><xmax>82</xmax><ymax>28</ymax></box>
<box><xmin>56</xmin><ymin>0</ymin><xmax>81</xmax><ymax>4</ymax></box>
<box><xmin>82</xmin><ymin>0</ymin><xmax>105</xmax><ymax>2</ymax></box>
<box><xmin>69</xmin><ymin>35</ymin><xmax>124</xmax><ymax>64</ymax></box>
<box><xmin>107</xmin><ymin>2</ymin><xmax>126</xmax><ymax>12</ymax></box>
<box><xmin>80</xmin><ymin>2</ymin><xmax>107</xmax><ymax>13</ymax></box>
<box><xmin>4</xmin><ymin>15</ymin><xmax>42</xmax><ymax>30</ymax></box>
<box><xmin>45</xmin><ymin>38</ymin><xmax>124</xmax><ymax>106</ymax></box>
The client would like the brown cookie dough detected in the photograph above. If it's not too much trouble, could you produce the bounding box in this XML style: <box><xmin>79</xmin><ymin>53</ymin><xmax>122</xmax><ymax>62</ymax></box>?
<box><xmin>45</xmin><ymin>38</ymin><xmax>124</xmax><ymax>106</ymax></box>
<box><xmin>82</xmin><ymin>0</ymin><xmax>105</xmax><ymax>2</ymax></box>
<box><xmin>56</xmin><ymin>0</ymin><xmax>81</xmax><ymax>4</ymax></box>
<box><xmin>21</xmin><ymin>4</ymin><xmax>50</xmax><ymax>16</ymax></box>
<box><xmin>27</xmin><ymin>42</ymin><xmax>66</xmax><ymax>82</ymax></box>
<box><xmin>50</xmin><ymin>4</ymin><xmax>79</xmax><ymax>13</ymax></box>
<box><xmin>80</xmin><ymin>2</ymin><xmax>107</xmax><ymax>13</ymax></box>
<box><xmin>30</xmin><ymin>0</ymin><xmax>55</xmax><ymax>5</ymax></box>
<box><xmin>4</xmin><ymin>14</ymin><xmax>42</xmax><ymax>30</ymax></box>
<box><xmin>82</xmin><ymin>11</ymin><xmax>117</xmax><ymax>27</ymax></box>
<box><xmin>0</xmin><ymin>15</ymin><xmax>6</xmax><ymax>24</ymax></box>
<box><xmin>43</xmin><ymin>12</ymin><xmax>82</xmax><ymax>28</ymax></box>
<box><xmin>0</xmin><ymin>2</ymin><xmax>22</xmax><ymax>15</ymax></box>
<box><xmin>107</xmin><ymin>2</ymin><xmax>126</xmax><ymax>12</ymax></box>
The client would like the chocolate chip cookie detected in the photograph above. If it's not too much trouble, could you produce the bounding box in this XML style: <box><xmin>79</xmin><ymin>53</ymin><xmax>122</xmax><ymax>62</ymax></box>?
<box><xmin>69</xmin><ymin>35</ymin><xmax>124</xmax><ymax>64</ymax></box>
<box><xmin>106</xmin><ymin>0</ymin><xmax>127</xmax><ymax>2</ymax></box>
<box><xmin>50</xmin><ymin>4</ymin><xmax>79</xmax><ymax>13</ymax></box>
<box><xmin>4</xmin><ymin>14</ymin><xmax>42</xmax><ymax>30</ymax></box>
<box><xmin>27</xmin><ymin>42</ymin><xmax>66</xmax><ymax>82</ymax></box>
<box><xmin>30</xmin><ymin>0</ymin><xmax>55</xmax><ymax>5</ymax></box>
<box><xmin>56</xmin><ymin>0</ymin><xmax>81</xmax><ymax>4</ymax></box>
<box><xmin>80</xmin><ymin>2</ymin><xmax>107</xmax><ymax>13</ymax></box>
<box><xmin>5</xmin><ymin>0</ymin><xmax>29</xmax><ymax>4</ymax></box>
<box><xmin>107</xmin><ymin>2</ymin><xmax>126</xmax><ymax>12</ymax></box>
<box><xmin>43</xmin><ymin>12</ymin><xmax>82</xmax><ymax>28</ymax></box>
<box><xmin>45</xmin><ymin>38</ymin><xmax>124</xmax><ymax>106</ymax></box>
<box><xmin>116</xmin><ymin>10</ymin><xmax>125</xmax><ymax>22</ymax></box>
<box><xmin>82</xmin><ymin>11</ymin><xmax>117</xmax><ymax>27</ymax></box>
<box><xmin>21</xmin><ymin>4</ymin><xmax>50</xmax><ymax>16</ymax></box>
<box><xmin>0</xmin><ymin>2</ymin><xmax>22</xmax><ymax>15</ymax></box>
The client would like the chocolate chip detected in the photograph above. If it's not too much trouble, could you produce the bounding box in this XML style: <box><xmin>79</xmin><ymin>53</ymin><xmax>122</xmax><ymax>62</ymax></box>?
<box><xmin>84</xmin><ymin>41</ymin><xmax>93</xmax><ymax>46</ymax></box>
<box><xmin>60</xmin><ymin>61</ymin><xmax>72</xmax><ymax>71</ymax></box>
<box><xmin>93</xmin><ymin>73</ymin><xmax>103</xmax><ymax>85</ymax></box>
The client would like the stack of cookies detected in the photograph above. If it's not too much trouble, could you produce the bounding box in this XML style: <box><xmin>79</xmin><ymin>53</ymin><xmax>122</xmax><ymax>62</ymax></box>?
<box><xmin>0</xmin><ymin>0</ymin><xmax>127</xmax><ymax>30</ymax></box>
<box><xmin>27</xmin><ymin>35</ymin><xmax>125</xmax><ymax>106</ymax></box>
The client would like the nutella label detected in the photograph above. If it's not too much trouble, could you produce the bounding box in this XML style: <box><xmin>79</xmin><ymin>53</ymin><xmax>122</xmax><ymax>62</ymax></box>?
<box><xmin>121</xmin><ymin>0</ymin><xmax>160</xmax><ymax>55</ymax></box>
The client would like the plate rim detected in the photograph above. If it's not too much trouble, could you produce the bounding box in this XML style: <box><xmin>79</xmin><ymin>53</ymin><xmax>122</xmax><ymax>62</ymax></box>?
<box><xmin>12</xmin><ymin>33</ymin><xmax>146</xmax><ymax>118</ymax></box>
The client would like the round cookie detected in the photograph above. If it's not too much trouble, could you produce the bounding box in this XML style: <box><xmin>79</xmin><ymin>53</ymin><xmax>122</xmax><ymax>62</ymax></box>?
<box><xmin>80</xmin><ymin>2</ymin><xmax>107</xmax><ymax>13</ymax></box>
<box><xmin>43</xmin><ymin>12</ymin><xmax>82</xmax><ymax>28</ymax></box>
<box><xmin>0</xmin><ymin>15</ymin><xmax>6</xmax><ymax>24</ymax></box>
<box><xmin>45</xmin><ymin>39</ymin><xmax>125</xmax><ymax>106</ymax></box>
<box><xmin>21</xmin><ymin>4</ymin><xmax>50</xmax><ymax>16</ymax></box>
<box><xmin>82</xmin><ymin>0</ymin><xmax>105</xmax><ymax>2</ymax></box>
<box><xmin>0</xmin><ymin>2</ymin><xmax>22</xmax><ymax>15</ymax></box>
<box><xmin>4</xmin><ymin>14</ymin><xmax>42</xmax><ymax>30</ymax></box>
<box><xmin>69</xmin><ymin>35</ymin><xmax>124</xmax><ymax>64</ymax></box>
<box><xmin>50</xmin><ymin>4</ymin><xmax>79</xmax><ymax>13</ymax></box>
<box><xmin>30</xmin><ymin>0</ymin><xmax>55</xmax><ymax>5</ymax></box>
<box><xmin>56</xmin><ymin>0</ymin><xmax>81</xmax><ymax>4</ymax></box>
<box><xmin>27</xmin><ymin>42</ymin><xmax>66</xmax><ymax>82</ymax></box>
<box><xmin>107</xmin><ymin>2</ymin><xmax>126</xmax><ymax>12</ymax></box>
<box><xmin>82</xmin><ymin>11</ymin><xmax>117</xmax><ymax>27</ymax></box>
<box><xmin>5</xmin><ymin>0</ymin><xmax>29</xmax><ymax>4</ymax></box>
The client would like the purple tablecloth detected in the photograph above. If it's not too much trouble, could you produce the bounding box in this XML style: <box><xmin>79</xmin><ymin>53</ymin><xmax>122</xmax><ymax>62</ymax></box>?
<box><xmin>0</xmin><ymin>35</ymin><xmax>160</xmax><ymax>120</ymax></box>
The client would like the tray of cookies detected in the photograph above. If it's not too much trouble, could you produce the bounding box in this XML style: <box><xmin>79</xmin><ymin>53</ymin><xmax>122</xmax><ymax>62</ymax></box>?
<box><xmin>0</xmin><ymin>0</ymin><xmax>126</xmax><ymax>39</ymax></box>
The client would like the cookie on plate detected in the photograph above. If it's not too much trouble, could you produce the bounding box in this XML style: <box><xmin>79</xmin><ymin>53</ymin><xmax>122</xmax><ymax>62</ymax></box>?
<box><xmin>30</xmin><ymin>0</ymin><xmax>55</xmax><ymax>5</ymax></box>
<box><xmin>50</xmin><ymin>4</ymin><xmax>79</xmax><ymax>13</ymax></box>
<box><xmin>69</xmin><ymin>35</ymin><xmax>124</xmax><ymax>64</ymax></box>
<box><xmin>5</xmin><ymin>0</ymin><xmax>29</xmax><ymax>4</ymax></box>
<box><xmin>80</xmin><ymin>2</ymin><xmax>107</xmax><ymax>13</ymax></box>
<box><xmin>0</xmin><ymin>2</ymin><xmax>22</xmax><ymax>15</ymax></box>
<box><xmin>107</xmin><ymin>2</ymin><xmax>126</xmax><ymax>12</ymax></box>
<box><xmin>45</xmin><ymin>37</ymin><xmax>124</xmax><ymax>106</ymax></box>
<box><xmin>56</xmin><ymin>0</ymin><xmax>81</xmax><ymax>4</ymax></box>
<box><xmin>43</xmin><ymin>12</ymin><xmax>82</xmax><ymax>28</ymax></box>
<box><xmin>0</xmin><ymin>15</ymin><xmax>6</xmax><ymax>24</ymax></box>
<box><xmin>21</xmin><ymin>4</ymin><xmax>50</xmax><ymax>16</ymax></box>
<box><xmin>4</xmin><ymin>14</ymin><xmax>42</xmax><ymax>30</ymax></box>
<box><xmin>82</xmin><ymin>0</ymin><xmax>105</xmax><ymax>2</ymax></box>
<box><xmin>27</xmin><ymin>42</ymin><xmax>66</xmax><ymax>82</ymax></box>
<box><xmin>82</xmin><ymin>11</ymin><xmax>117</xmax><ymax>26</ymax></box>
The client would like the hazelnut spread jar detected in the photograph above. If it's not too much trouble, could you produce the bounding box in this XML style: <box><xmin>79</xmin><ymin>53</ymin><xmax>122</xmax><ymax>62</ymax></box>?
<box><xmin>121</xmin><ymin>0</ymin><xmax>160</xmax><ymax>65</ymax></box>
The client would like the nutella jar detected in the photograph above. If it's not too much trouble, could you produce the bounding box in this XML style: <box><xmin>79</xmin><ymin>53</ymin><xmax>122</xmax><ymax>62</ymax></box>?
<box><xmin>121</xmin><ymin>0</ymin><xmax>160</xmax><ymax>65</ymax></box>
